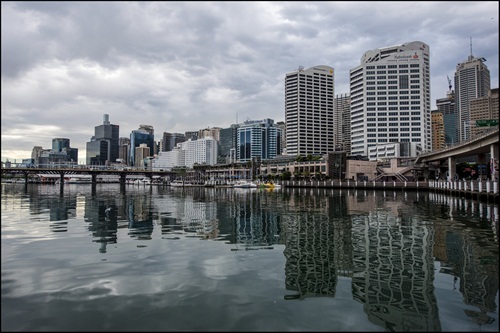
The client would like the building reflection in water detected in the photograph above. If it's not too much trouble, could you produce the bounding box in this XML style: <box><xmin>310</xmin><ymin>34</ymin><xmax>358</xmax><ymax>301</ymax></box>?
<box><xmin>19</xmin><ymin>184</ymin><xmax>497</xmax><ymax>331</ymax></box>
<box><xmin>156</xmin><ymin>187</ymin><xmax>282</xmax><ymax>248</ymax></box>
<box><xmin>348</xmin><ymin>190</ymin><xmax>441</xmax><ymax>332</ymax></box>
<box><xmin>126</xmin><ymin>191</ymin><xmax>154</xmax><ymax>240</ymax></box>
<box><xmin>279</xmin><ymin>187</ymin><xmax>497</xmax><ymax>331</ymax></box>
<box><xmin>83</xmin><ymin>194</ymin><xmax>119</xmax><ymax>253</ymax></box>
<box><xmin>281</xmin><ymin>189</ymin><xmax>350</xmax><ymax>300</ymax></box>
<box><xmin>231</xmin><ymin>188</ymin><xmax>281</xmax><ymax>250</ymax></box>
<box><xmin>156</xmin><ymin>187</ymin><xmax>220</xmax><ymax>240</ymax></box>
<box><xmin>26</xmin><ymin>187</ymin><xmax>77</xmax><ymax>233</ymax></box>
<box><xmin>430</xmin><ymin>192</ymin><xmax>499</xmax><ymax>328</ymax></box>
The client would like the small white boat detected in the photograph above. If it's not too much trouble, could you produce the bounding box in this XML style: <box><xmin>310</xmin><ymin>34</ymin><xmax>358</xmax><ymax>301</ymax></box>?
<box><xmin>233</xmin><ymin>180</ymin><xmax>258</xmax><ymax>188</ymax></box>
<box><xmin>65</xmin><ymin>176</ymin><xmax>92</xmax><ymax>184</ymax></box>
<box><xmin>133</xmin><ymin>178</ymin><xmax>152</xmax><ymax>185</ymax></box>
<box><xmin>169</xmin><ymin>180</ymin><xmax>185</xmax><ymax>187</ymax></box>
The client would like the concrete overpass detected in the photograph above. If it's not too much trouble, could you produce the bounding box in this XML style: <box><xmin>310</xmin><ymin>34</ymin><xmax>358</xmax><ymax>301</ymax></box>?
<box><xmin>0</xmin><ymin>165</ymin><xmax>178</xmax><ymax>184</ymax></box>
<box><xmin>415</xmin><ymin>128</ymin><xmax>499</xmax><ymax>181</ymax></box>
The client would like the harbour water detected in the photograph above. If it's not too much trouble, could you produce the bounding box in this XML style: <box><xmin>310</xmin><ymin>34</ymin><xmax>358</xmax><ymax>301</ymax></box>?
<box><xmin>1</xmin><ymin>183</ymin><xmax>498</xmax><ymax>332</ymax></box>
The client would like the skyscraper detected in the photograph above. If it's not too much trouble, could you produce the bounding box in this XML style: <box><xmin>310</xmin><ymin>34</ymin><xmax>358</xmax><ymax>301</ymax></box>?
<box><xmin>183</xmin><ymin>137</ymin><xmax>218</xmax><ymax>168</ymax></box>
<box><xmin>161</xmin><ymin>132</ymin><xmax>186</xmax><ymax>152</ymax></box>
<box><xmin>334</xmin><ymin>94</ymin><xmax>351</xmax><ymax>154</ymax></box>
<box><xmin>218</xmin><ymin>124</ymin><xmax>239</xmax><ymax>164</ymax></box>
<box><xmin>129</xmin><ymin>125</ymin><xmax>155</xmax><ymax>166</ymax></box>
<box><xmin>431</xmin><ymin>110</ymin><xmax>445</xmax><ymax>151</ymax></box>
<box><xmin>436</xmin><ymin>85</ymin><xmax>457</xmax><ymax>146</ymax></box>
<box><xmin>52</xmin><ymin>138</ymin><xmax>70</xmax><ymax>152</ymax></box>
<box><xmin>198</xmin><ymin>127</ymin><xmax>222</xmax><ymax>141</ymax></box>
<box><xmin>184</xmin><ymin>131</ymin><xmax>198</xmax><ymax>141</ymax></box>
<box><xmin>454</xmin><ymin>46</ymin><xmax>491</xmax><ymax>142</ymax></box>
<box><xmin>118</xmin><ymin>137</ymin><xmax>130</xmax><ymax>164</ymax></box>
<box><xmin>349</xmin><ymin>41</ymin><xmax>431</xmax><ymax>159</ymax></box>
<box><xmin>285</xmin><ymin>65</ymin><xmax>335</xmax><ymax>156</ymax></box>
<box><xmin>275</xmin><ymin>121</ymin><xmax>286</xmax><ymax>155</ymax></box>
<box><xmin>86</xmin><ymin>114</ymin><xmax>119</xmax><ymax>165</ymax></box>
<box><xmin>237</xmin><ymin>118</ymin><xmax>281</xmax><ymax>162</ymax></box>
<box><xmin>134</xmin><ymin>143</ymin><xmax>150</xmax><ymax>168</ymax></box>
<box><xmin>52</xmin><ymin>138</ymin><xmax>78</xmax><ymax>163</ymax></box>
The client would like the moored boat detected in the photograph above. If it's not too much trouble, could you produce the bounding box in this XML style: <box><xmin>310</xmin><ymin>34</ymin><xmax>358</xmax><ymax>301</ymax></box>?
<box><xmin>233</xmin><ymin>180</ymin><xmax>258</xmax><ymax>188</ymax></box>
<box><xmin>63</xmin><ymin>176</ymin><xmax>92</xmax><ymax>184</ymax></box>
<box><xmin>133</xmin><ymin>177</ymin><xmax>152</xmax><ymax>185</ymax></box>
<box><xmin>169</xmin><ymin>180</ymin><xmax>185</xmax><ymax>187</ymax></box>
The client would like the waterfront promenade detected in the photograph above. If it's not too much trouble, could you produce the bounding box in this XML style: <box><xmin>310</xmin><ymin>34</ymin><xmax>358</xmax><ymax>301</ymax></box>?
<box><xmin>281</xmin><ymin>179</ymin><xmax>499</xmax><ymax>204</ymax></box>
<box><xmin>2</xmin><ymin>165</ymin><xmax>498</xmax><ymax>204</ymax></box>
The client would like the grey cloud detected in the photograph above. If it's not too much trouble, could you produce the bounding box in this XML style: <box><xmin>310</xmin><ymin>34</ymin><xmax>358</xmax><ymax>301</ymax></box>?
<box><xmin>1</xmin><ymin>1</ymin><xmax>498</xmax><ymax>162</ymax></box>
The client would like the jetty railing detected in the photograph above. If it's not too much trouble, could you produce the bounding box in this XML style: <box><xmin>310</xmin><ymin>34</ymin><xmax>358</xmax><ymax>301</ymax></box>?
<box><xmin>428</xmin><ymin>179</ymin><xmax>498</xmax><ymax>195</ymax></box>
<box><xmin>280</xmin><ymin>179</ymin><xmax>498</xmax><ymax>203</ymax></box>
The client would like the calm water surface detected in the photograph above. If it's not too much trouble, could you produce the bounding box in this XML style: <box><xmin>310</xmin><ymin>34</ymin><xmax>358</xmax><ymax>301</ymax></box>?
<box><xmin>1</xmin><ymin>183</ymin><xmax>499</xmax><ymax>332</ymax></box>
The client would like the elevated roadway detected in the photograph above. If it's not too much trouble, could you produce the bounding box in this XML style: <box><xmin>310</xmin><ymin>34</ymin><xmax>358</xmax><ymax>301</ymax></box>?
<box><xmin>0</xmin><ymin>166</ymin><xmax>177</xmax><ymax>183</ymax></box>
<box><xmin>415</xmin><ymin>128</ymin><xmax>499</xmax><ymax>180</ymax></box>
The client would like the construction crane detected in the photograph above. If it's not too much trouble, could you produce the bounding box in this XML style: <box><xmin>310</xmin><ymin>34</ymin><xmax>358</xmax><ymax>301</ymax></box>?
<box><xmin>447</xmin><ymin>75</ymin><xmax>452</xmax><ymax>91</ymax></box>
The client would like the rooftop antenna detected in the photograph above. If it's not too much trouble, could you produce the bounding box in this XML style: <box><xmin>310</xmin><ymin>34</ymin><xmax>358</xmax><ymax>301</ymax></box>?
<box><xmin>468</xmin><ymin>37</ymin><xmax>474</xmax><ymax>61</ymax></box>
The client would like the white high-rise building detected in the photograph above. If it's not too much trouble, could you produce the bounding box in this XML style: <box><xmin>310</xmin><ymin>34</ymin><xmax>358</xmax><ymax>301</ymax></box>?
<box><xmin>151</xmin><ymin>137</ymin><xmax>218</xmax><ymax>170</ymax></box>
<box><xmin>349</xmin><ymin>41</ymin><xmax>431</xmax><ymax>160</ymax></box>
<box><xmin>152</xmin><ymin>147</ymin><xmax>185</xmax><ymax>170</ymax></box>
<box><xmin>285</xmin><ymin>65</ymin><xmax>335</xmax><ymax>156</ymax></box>
<box><xmin>182</xmin><ymin>137</ymin><xmax>218</xmax><ymax>168</ymax></box>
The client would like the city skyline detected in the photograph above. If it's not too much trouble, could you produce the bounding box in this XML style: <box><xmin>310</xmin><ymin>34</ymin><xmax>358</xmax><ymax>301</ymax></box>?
<box><xmin>2</xmin><ymin>1</ymin><xmax>499</xmax><ymax>163</ymax></box>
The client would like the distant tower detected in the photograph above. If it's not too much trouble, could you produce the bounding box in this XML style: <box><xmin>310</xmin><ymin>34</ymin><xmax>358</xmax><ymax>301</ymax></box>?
<box><xmin>334</xmin><ymin>94</ymin><xmax>351</xmax><ymax>153</ymax></box>
<box><xmin>275</xmin><ymin>121</ymin><xmax>286</xmax><ymax>155</ymax></box>
<box><xmin>118</xmin><ymin>137</ymin><xmax>130</xmax><ymax>164</ymax></box>
<box><xmin>218</xmin><ymin>124</ymin><xmax>239</xmax><ymax>163</ymax></box>
<box><xmin>129</xmin><ymin>125</ymin><xmax>155</xmax><ymax>166</ymax></box>
<box><xmin>162</xmin><ymin>132</ymin><xmax>186</xmax><ymax>152</ymax></box>
<box><xmin>86</xmin><ymin>114</ymin><xmax>119</xmax><ymax>165</ymax></box>
<box><xmin>431</xmin><ymin>110</ymin><xmax>445</xmax><ymax>150</ymax></box>
<box><xmin>436</xmin><ymin>77</ymin><xmax>458</xmax><ymax>145</ymax></box>
<box><xmin>52</xmin><ymin>138</ymin><xmax>78</xmax><ymax>163</ymax></box>
<box><xmin>52</xmin><ymin>138</ymin><xmax>70</xmax><ymax>152</ymax></box>
<box><xmin>454</xmin><ymin>38</ymin><xmax>491</xmax><ymax>142</ymax></box>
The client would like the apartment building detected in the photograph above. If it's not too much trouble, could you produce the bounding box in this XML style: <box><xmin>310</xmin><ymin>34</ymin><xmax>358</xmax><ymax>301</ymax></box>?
<box><xmin>285</xmin><ymin>65</ymin><xmax>335</xmax><ymax>156</ymax></box>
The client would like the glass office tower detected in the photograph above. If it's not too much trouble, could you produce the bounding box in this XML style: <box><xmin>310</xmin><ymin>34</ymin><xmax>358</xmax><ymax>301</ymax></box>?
<box><xmin>86</xmin><ymin>114</ymin><xmax>119</xmax><ymax>165</ymax></box>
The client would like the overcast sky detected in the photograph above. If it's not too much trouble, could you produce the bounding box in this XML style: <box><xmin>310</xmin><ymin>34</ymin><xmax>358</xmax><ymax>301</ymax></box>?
<box><xmin>1</xmin><ymin>1</ymin><xmax>498</xmax><ymax>163</ymax></box>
